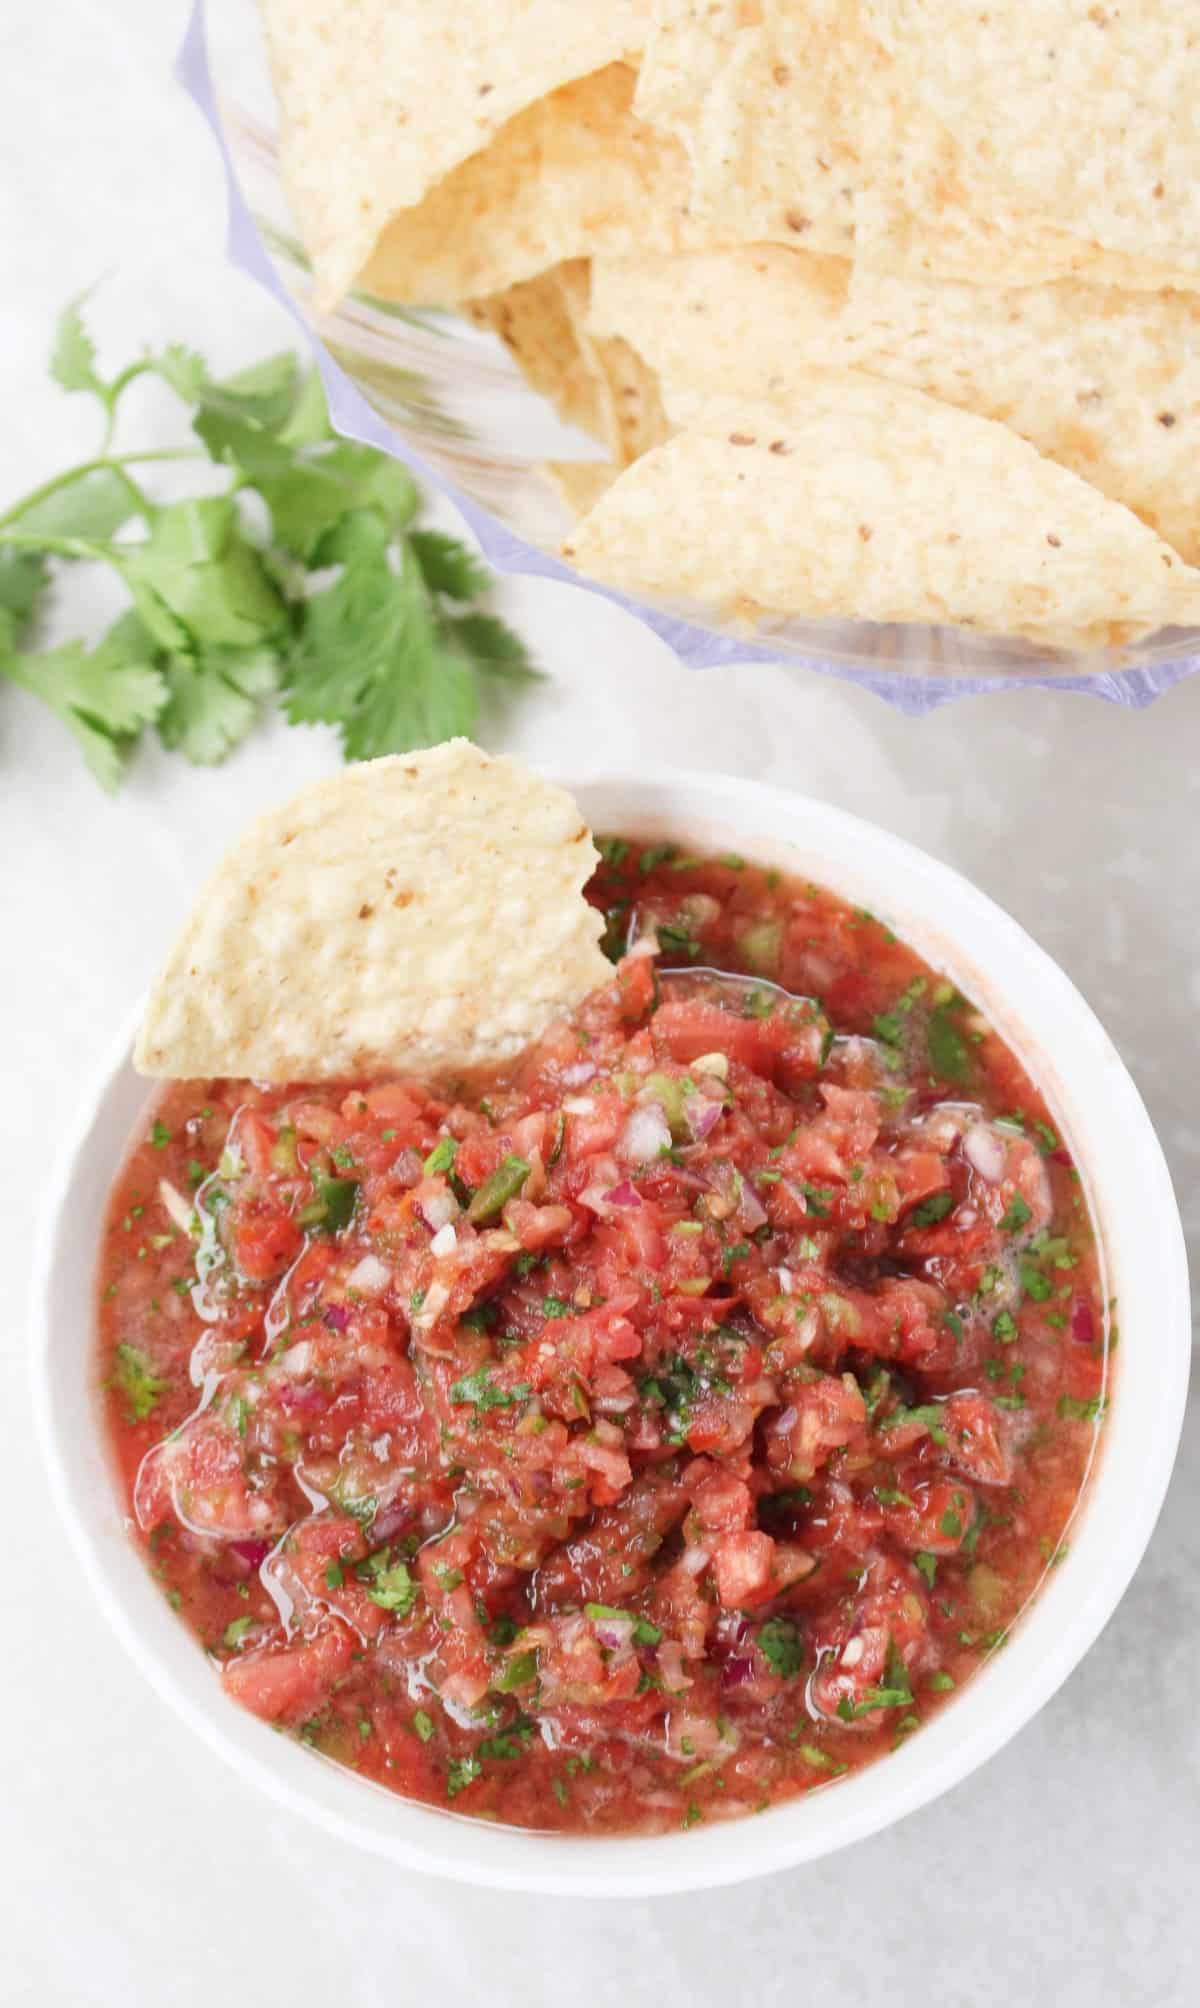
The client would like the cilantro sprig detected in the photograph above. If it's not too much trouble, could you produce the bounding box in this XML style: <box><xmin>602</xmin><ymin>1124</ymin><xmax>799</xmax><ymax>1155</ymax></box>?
<box><xmin>0</xmin><ymin>298</ymin><xmax>538</xmax><ymax>788</ymax></box>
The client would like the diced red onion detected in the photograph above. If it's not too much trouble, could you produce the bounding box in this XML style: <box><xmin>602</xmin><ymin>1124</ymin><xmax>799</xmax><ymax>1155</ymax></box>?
<box><xmin>593</xmin><ymin>1615</ymin><xmax>636</xmax><ymax>1651</ymax></box>
<box><xmin>684</xmin><ymin>1097</ymin><xmax>723</xmax><ymax>1142</ymax></box>
<box><xmin>281</xmin><ymin>1338</ymin><xmax>315</xmax><ymax>1371</ymax></box>
<box><xmin>561</xmin><ymin>1060</ymin><xmax>598</xmax><ymax>1088</ymax></box>
<box><xmin>736</xmin><ymin>1181</ymin><xmax>768</xmax><ymax>1232</ymax></box>
<box><xmin>619</xmin><ymin>1102</ymin><xmax>672</xmax><ymax>1164</ymax></box>
<box><xmin>1071</xmin><ymin>1296</ymin><xmax>1097</xmax><ymax>1346</ymax></box>
<box><xmin>722</xmin><ymin>1655</ymin><xmax>756</xmax><ymax>1690</ymax></box>
<box><xmin>391</xmin><ymin>1148</ymin><xmax>423</xmax><ymax>1188</ymax></box>
<box><xmin>322</xmin><ymin>1304</ymin><xmax>350</xmax><ymax>1333</ymax></box>
<box><xmin>964</xmin><ymin>1123</ymin><xmax>1006</xmax><ymax>1183</ymax></box>
<box><xmin>611</xmin><ymin>1178</ymin><xmax>645</xmax><ymax>1208</ymax></box>
<box><xmin>277</xmin><ymin>1382</ymin><xmax>325</xmax><ymax>1415</ymax></box>
<box><xmin>429</xmin><ymin>1221</ymin><xmax>458</xmax><ymax>1257</ymax></box>
<box><xmin>228</xmin><ymin>1538</ymin><xmax>270</xmax><ymax>1570</ymax></box>
<box><xmin>369</xmin><ymin>1501</ymin><xmax>414</xmax><ymax>1544</ymax></box>
<box><xmin>589</xmin><ymin>1178</ymin><xmax>645</xmax><ymax>1219</ymax></box>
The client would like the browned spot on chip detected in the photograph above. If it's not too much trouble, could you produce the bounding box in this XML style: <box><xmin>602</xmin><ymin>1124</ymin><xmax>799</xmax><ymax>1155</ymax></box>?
<box><xmin>769</xmin><ymin>440</ymin><xmax>791</xmax><ymax>456</ymax></box>
<box><xmin>1158</xmin><ymin>411</ymin><xmax>1177</xmax><ymax>427</ymax></box>
<box><xmin>773</xmin><ymin>64</ymin><xmax>791</xmax><ymax>84</ymax></box>
<box><xmin>785</xmin><ymin>210</ymin><xmax>811</xmax><ymax>234</ymax></box>
<box><xmin>358</xmin><ymin>903</ymin><xmax>374</xmax><ymax>920</ymax></box>
<box><xmin>1047</xmin><ymin>534</ymin><xmax>1063</xmax><ymax>547</ymax></box>
<box><xmin>394</xmin><ymin>890</ymin><xmax>415</xmax><ymax>909</ymax></box>
<box><xmin>729</xmin><ymin>432</ymin><xmax>756</xmax><ymax>446</ymax></box>
<box><xmin>858</xmin><ymin>524</ymin><xmax>873</xmax><ymax>542</ymax></box>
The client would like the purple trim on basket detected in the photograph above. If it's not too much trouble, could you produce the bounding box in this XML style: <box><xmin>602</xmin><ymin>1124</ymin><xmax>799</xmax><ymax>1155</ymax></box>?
<box><xmin>178</xmin><ymin>2</ymin><xmax>1200</xmax><ymax>717</ymax></box>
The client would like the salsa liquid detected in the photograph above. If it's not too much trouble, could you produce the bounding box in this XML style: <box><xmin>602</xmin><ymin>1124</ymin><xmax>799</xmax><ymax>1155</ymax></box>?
<box><xmin>97</xmin><ymin>841</ymin><xmax>1110</xmax><ymax>1835</ymax></box>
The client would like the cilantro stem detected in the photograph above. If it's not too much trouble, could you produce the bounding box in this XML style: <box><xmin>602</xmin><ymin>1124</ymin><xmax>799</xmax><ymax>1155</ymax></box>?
<box><xmin>0</xmin><ymin>530</ymin><xmax>111</xmax><ymax>562</ymax></box>
<box><xmin>0</xmin><ymin>450</ymin><xmax>201</xmax><ymax>531</ymax></box>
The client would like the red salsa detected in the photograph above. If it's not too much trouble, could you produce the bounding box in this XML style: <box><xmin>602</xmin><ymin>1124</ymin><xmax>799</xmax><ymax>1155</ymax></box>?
<box><xmin>97</xmin><ymin>840</ymin><xmax>1110</xmax><ymax>1835</ymax></box>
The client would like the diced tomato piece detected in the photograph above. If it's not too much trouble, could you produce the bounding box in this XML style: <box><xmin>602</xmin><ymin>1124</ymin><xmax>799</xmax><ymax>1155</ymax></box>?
<box><xmin>233</xmin><ymin>1206</ymin><xmax>303</xmax><ymax>1282</ymax></box>
<box><xmin>222</xmin><ymin>1622</ymin><xmax>355</xmax><ymax>1723</ymax></box>
<box><xmin>711</xmin><ymin>1531</ymin><xmax>776</xmax><ymax>1607</ymax></box>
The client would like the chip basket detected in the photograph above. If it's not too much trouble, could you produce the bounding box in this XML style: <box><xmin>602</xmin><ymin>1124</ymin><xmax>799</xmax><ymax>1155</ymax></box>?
<box><xmin>185</xmin><ymin>1</ymin><xmax>1200</xmax><ymax>717</ymax></box>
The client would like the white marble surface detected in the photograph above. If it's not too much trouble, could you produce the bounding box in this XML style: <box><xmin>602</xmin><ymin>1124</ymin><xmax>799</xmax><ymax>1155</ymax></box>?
<box><xmin>1</xmin><ymin>4</ymin><xmax>1196</xmax><ymax>2002</ymax></box>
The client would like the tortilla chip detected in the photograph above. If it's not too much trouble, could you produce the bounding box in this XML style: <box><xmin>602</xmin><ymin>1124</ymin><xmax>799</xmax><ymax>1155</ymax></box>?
<box><xmin>361</xmin><ymin>64</ymin><xmax>700</xmax><ymax>308</ymax></box>
<box><xmin>260</xmin><ymin>1</ymin><xmax>643</xmax><ymax>307</ymax></box>
<box><xmin>634</xmin><ymin>1</ymin><xmax>1198</xmax><ymax>290</ymax></box>
<box><xmin>587</xmin><ymin>247</ymin><xmax>849</xmax><ymax>397</ymax></box>
<box><xmin>590</xmin><ymin>250</ymin><xmax>1200</xmax><ymax>561</ymax></box>
<box><xmin>826</xmin><ymin>270</ymin><xmax>1200</xmax><ymax>563</ymax></box>
<box><xmin>469</xmin><ymin>260</ymin><xmax>667</xmax><ymax>458</ymax></box>
<box><xmin>563</xmin><ymin>374</ymin><xmax>1200</xmax><ymax>650</ymax></box>
<box><xmin>134</xmin><ymin>742</ymin><xmax>610</xmax><ymax>1083</ymax></box>
<box><xmin>556</xmin><ymin>263</ymin><xmax>670</xmax><ymax>464</ymax></box>
<box><xmin>863</xmin><ymin>2</ymin><xmax>1200</xmax><ymax>277</ymax></box>
<box><xmin>633</xmin><ymin>0</ymin><xmax>857</xmax><ymax>258</ymax></box>
<box><xmin>468</xmin><ymin>267</ymin><xmax>608</xmax><ymax>441</ymax></box>
<box><xmin>544</xmin><ymin>461</ymin><xmax>621</xmax><ymax>520</ymax></box>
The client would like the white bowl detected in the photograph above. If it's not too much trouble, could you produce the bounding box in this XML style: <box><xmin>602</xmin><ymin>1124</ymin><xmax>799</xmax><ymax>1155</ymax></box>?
<box><xmin>31</xmin><ymin>768</ymin><xmax>1190</xmax><ymax>1896</ymax></box>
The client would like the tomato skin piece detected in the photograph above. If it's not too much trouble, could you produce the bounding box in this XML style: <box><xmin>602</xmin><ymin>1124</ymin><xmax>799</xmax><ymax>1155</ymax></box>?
<box><xmin>222</xmin><ymin>1621</ymin><xmax>355</xmax><ymax>1724</ymax></box>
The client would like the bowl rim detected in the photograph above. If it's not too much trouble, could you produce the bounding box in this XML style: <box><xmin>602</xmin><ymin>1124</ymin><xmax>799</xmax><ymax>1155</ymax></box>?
<box><xmin>30</xmin><ymin>765</ymin><xmax>1191</xmax><ymax>1896</ymax></box>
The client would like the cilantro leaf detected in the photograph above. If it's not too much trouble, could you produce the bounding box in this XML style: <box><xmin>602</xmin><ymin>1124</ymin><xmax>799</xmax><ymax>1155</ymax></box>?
<box><xmin>195</xmin><ymin>351</ymin><xmax>303</xmax><ymax>433</ymax></box>
<box><xmin>284</xmin><ymin>517</ymin><xmax>478</xmax><ymax>757</ymax></box>
<box><xmin>358</xmin><ymin>1551</ymin><xmax>416</xmax><ymax>1615</ymax></box>
<box><xmin>118</xmin><ymin>499</ymin><xmax>286</xmax><ymax>653</ymax></box>
<box><xmin>446</xmin><ymin>1756</ymin><xmax>482</xmax><ymax>1798</ymax></box>
<box><xmin>757</xmin><ymin>1617</ymin><xmax>804</xmax><ymax>1678</ymax></box>
<box><xmin>409</xmin><ymin>529</ymin><xmax>490</xmax><ymax>601</ymax></box>
<box><xmin>0</xmin><ymin>550</ymin><xmax>47</xmax><ymax>651</ymax></box>
<box><xmin>445</xmin><ymin>611</ymin><xmax>539</xmax><ymax>682</ymax></box>
<box><xmin>257</xmin><ymin>443</ymin><xmax>420</xmax><ymax>561</ymax></box>
<box><xmin>0</xmin><ymin>618</ymin><xmax>165</xmax><ymax>789</ymax></box>
<box><xmin>908</xmin><ymin>1190</ymin><xmax>955</xmax><ymax>1228</ymax></box>
<box><xmin>50</xmin><ymin>295</ymin><xmax>104</xmax><ymax>397</ymax></box>
<box><xmin>448</xmin><ymin>1369</ymin><xmax>530</xmax><ymax>1412</ymax></box>
<box><xmin>9</xmin><ymin>466</ymin><xmax>141</xmax><ymax>543</ymax></box>
<box><xmin>151</xmin><ymin>343</ymin><xmax>209</xmax><ymax>403</ymax></box>
<box><xmin>879</xmin><ymin>1401</ymin><xmax>949</xmax><ymax>1448</ymax></box>
<box><xmin>156</xmin><ymin>643</ymin><xmax>279</xmax><ymax>765</ymax></box>
<box><xmin>999</xmin><ymin>1192</ymin><xmax>1033</xmax><ymax>1235</ymax></box>
<box><xmin>927</xmin><ymin>1007</ymin><xmax>971</xmax><ymax>1083</ymax></box>
<box><xmin>109</xmin><ymin>1341</ymin><xmax>166</xmax><ymax>1422</ymax></box>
